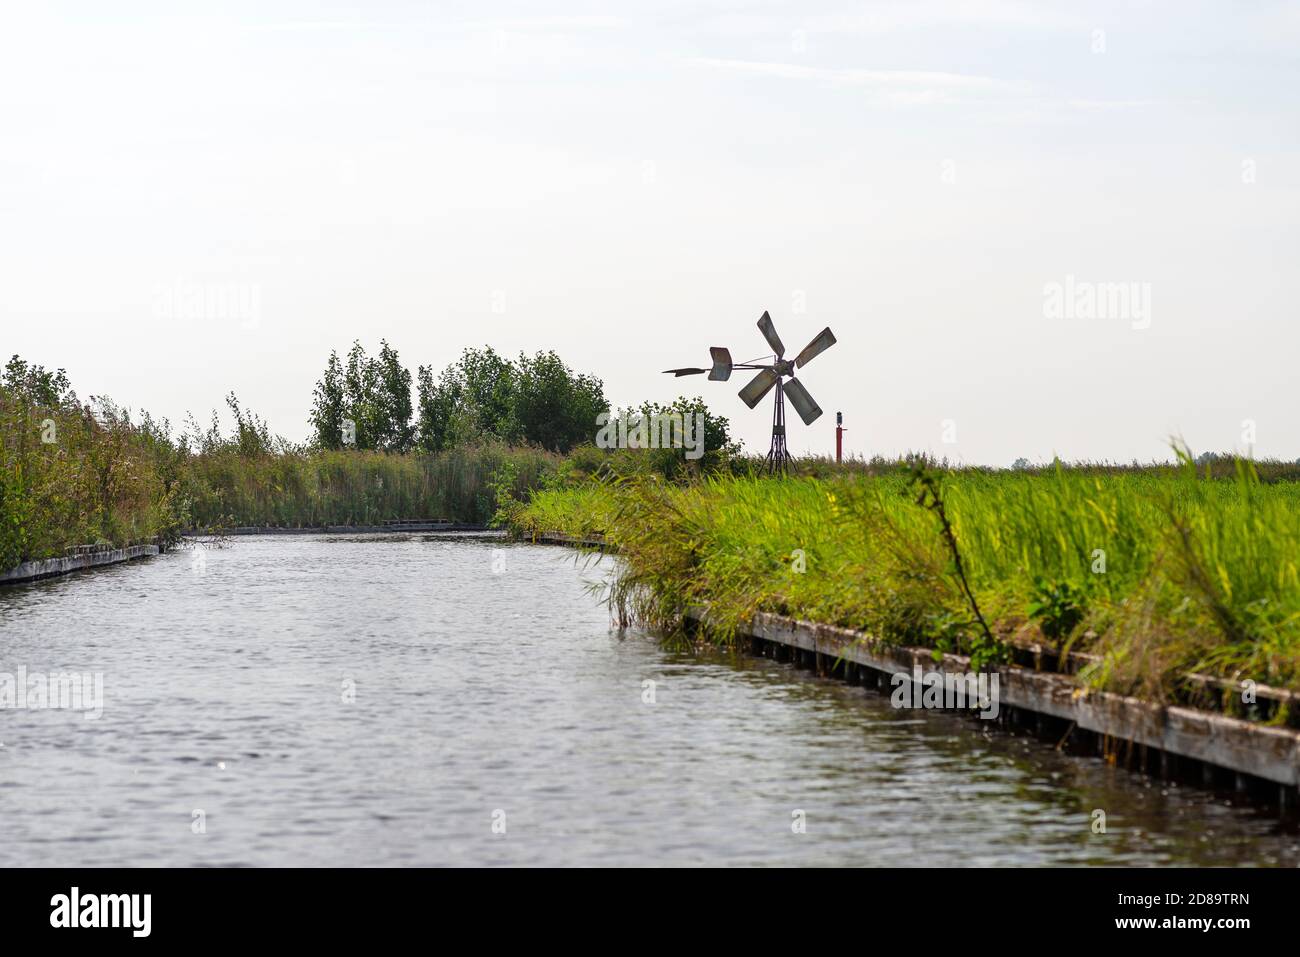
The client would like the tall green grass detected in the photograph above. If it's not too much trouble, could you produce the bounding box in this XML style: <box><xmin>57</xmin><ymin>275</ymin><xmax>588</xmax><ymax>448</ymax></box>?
<box><xmin>181</xmin><ymin>443</ymin><xmax>557</xmax><ymax>528</ymax></box>
<box><xmin>511</xmin><ymin>464</ymin><xmax>1300</xmax><ymax>698</ymax></box>
<box><xmin>1</xmin><ymin>355</ymin><xmax>569</xmax><ymax>566</ymax></box>
<box><xmin>0</xmin><ymin>391</ymin><xmax>182</xmax><ymax>568</ymax></box>
<box><xmin>2</xmin><ymin>374</ymin><xmax>557</xmax><ymax>565</ymax></box>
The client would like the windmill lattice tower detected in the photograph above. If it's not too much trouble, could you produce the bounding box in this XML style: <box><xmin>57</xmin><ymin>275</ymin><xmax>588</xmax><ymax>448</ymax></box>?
<box><xmin>664</xmin><ymin>311</ymin><xmax>837</xmax><ymax>474</ymax></box>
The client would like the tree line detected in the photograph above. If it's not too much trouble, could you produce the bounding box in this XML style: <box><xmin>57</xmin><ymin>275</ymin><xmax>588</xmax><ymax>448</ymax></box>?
<box><xmin>310</xmin><ymin>342</ymin><xmax>609</xmax><ymax>455</ymax></box>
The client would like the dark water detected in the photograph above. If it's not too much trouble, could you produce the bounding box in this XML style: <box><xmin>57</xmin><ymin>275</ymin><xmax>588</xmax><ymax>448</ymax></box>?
<box><xmin>0</xmin><ymin>535</ymin><xmax>1295</xmax><ymax>866</ymax></box>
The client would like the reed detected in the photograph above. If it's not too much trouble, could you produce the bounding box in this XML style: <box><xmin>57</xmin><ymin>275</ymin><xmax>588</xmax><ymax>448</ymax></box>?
<box><xmin>180</xmin><ymin>443</ymin><xmax>556</xmax><ymax>528</ymax></box>
<box><xmin>0</xmin><ymin>391</ymin><xmax>181</xmax><ymax>568</ymax></box>
<box><xmin>1</xmin><ymin>375</ymin><xmax>557</xmax><ymax>565</ymax></box>
<box><xmin>1</xmin><ymin>354</ymin><xmax>565</xmax><ymax>565</ymax></box>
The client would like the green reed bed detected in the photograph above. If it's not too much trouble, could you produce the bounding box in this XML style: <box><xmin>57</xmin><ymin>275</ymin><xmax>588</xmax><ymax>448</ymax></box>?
<box><xmin>511</xmin><ymin>464</ymin><xmax>1300</xmax><ymax>702</ymax></box>
<box><xmin>2</xmin><ymin>353</ymin><xmax>573</xmax><ymax>567</ymax></box>
<box><xmin>2</xmin><ymin>374</ymin><xmax>555</xmax><ymax>565</ymax></box>
<box><xmin>181</xmin><ymin>443</ymin><xmax>555</xmax><ymax>529</ymax></box>
<box><xmin>0</xmin><ymin>390</ymin><xmax>181</xmax><ymax>569</ymax></box>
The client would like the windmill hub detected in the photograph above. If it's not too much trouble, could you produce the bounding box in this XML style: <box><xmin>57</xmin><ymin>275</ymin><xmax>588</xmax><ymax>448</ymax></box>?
<box><xmin>662</xmin><ymin>310</ymin><xmax>838</xmax><ymax>475</ymax></box>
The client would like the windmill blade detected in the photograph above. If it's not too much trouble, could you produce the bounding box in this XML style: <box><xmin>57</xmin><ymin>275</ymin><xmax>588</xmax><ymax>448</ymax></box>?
<box><xmin>756</xmin><ymin>311</ymin><xmax>785</xmax><ymax>358</ymax></box>
<box><xmin>793</xmin><ymin>327</ymin><xmax>837</xmax><ymax>368</ymax></box>
<box><xmin>738</xmin><ymin>368</ymin><xmax>780</xmax><ymax>408</ymax></box>
<box><xmin>783</xmin><ymin>377</ymin><xmax>823</xmax><ymax>425</ymax></box>
<box><xmin>709</xmin><ymin>347</ymin><xmax>733</xmax><ymax>381</ymax></box>
<box><xmin>663</xmin><ymin>367</ymin><xmax>708</xmax><ymax>377</ymax></box>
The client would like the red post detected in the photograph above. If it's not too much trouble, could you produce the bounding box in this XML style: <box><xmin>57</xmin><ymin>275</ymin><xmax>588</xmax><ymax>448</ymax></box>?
<box><xmin>836</xmin><ymin>411</ymin><xmax>844</xmax><ymax>463</ymax></box>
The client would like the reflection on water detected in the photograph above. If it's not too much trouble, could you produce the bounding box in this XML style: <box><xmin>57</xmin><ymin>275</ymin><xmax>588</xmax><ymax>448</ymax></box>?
<box><xmin>0</xmin><ymin>535</ymin><xmax>1295</xmax><ymax>866</ymax></box>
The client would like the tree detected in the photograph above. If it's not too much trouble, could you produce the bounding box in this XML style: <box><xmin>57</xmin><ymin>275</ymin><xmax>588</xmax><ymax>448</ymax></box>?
<box><xmin>343</xmin><ymin>341</ymin><xmax>381</xmax><ymax>449</ymax></box>
<box><xmin>310</xmin><ymin>341</ymin><xmax>414</xmax><ymax>452</ymax></box>
<box><xmin>459</xmin><ymin>347</ymin><xmax>518</xmax><ymax>439</ymax></box>
<box><xmin>309</xmin><ymin>350</ymin><xmax>346</xmax><ymax>448</ymax></box>
<box><xmin>511</xmin><ymin>350</ymin><xmax>607</xmax><ymax>453</ymax></box>
<box><xmin>415</xmin><ymin>347</ymin><xmax>606</xmax><ymax>454</ymax></box>
<box><xmin>3</xmin><ymin>355</ymin><xmax>75</xmax><ymax>409</ymax></box>
<box><xmin>622</xmin><ymin>395</ymin><xmax>739</xmax><ymax>478</ymax></box>
<box><xmin>415</xmin><ymin>347</ymin><xmax>516</xmax><ymax>453</ymax></box>
<box><xmin>226</xmin><ymin>392</ymin><xmax>274</xmax><ymax>456</ymax></box>
<box><xmin>414</xmin><ymin>364</ymin><xmax>455</xmax><ymax>453</ymax></box>
<box><xmin>373</xmin><ymin>340</ymin><xmax>414</xmax><ymax>452</ymax></box>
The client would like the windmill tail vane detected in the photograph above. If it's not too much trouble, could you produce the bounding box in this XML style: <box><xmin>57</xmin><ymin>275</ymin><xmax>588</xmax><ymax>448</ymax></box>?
<box><xmin>663</xmin><ymin>310</ymin><xmax>837</xmax><ymax>474</ymax></box>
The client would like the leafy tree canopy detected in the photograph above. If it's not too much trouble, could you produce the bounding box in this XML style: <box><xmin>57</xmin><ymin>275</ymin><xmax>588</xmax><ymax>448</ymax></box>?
<box><xmin>310</xmin><ymin>340</ymin><xmax>413</xmax><ymax>452</ymax></box>
<box><xmin>416</xmin><ymin>347</ymin><xmax>607</xmax><ymax>454</ymax></box>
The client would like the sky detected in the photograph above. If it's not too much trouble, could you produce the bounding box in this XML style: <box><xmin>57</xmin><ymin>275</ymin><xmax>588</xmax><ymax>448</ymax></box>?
<box><xmin>2</xmin><ymin>1</ymin><xmax>1298</xmax><ymax>463</ymax></box>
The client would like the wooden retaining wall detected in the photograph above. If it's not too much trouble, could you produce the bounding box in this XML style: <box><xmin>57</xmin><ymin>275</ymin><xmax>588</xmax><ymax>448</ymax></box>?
<box><xmin>530</xmin><ymin>531</ymin><xmax>1300</xmax><ymax>805</ymax></box>
<box><xmin>718</xmin><ymin>611</ymin><xmax>1300</xmax><ymax>794</ymax></box>
<box><xmin>0</xmin><ymin>544</ymin><xmax>160</xmax><ymax>586</ymax></box>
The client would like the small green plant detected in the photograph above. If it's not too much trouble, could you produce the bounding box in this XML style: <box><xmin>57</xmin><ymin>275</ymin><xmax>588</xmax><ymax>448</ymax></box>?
<box><xmin>486</xmin><ymin>460</ymin><xmax>522</xmax><ymax>529</ymax></box>
<box><xmin>1027</xmin><ymin>577</ymin><xmax>1087</xmax><ymax>643</ymax></box>
<box><xmin>926</xmin><ymin>610</ymin><xmax>970</xmax><ymax>661</ymax></box>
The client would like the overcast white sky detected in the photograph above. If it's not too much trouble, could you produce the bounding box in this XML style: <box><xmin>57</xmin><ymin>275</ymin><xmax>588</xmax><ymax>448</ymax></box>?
<box><xmin>2</xmin><ymin>1</ymin><xmax>1297</xmax><ymax>463</ymax></box>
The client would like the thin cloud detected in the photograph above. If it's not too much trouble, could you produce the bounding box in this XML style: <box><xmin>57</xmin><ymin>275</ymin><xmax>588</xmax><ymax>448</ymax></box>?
<box><xmin>1067</xmin><ymin>98</ymin><xmax>1165</xmax><ymax>112</ymax></box>
<box><xmin>460</xmin><ymin>16</ymin><xmax>623</xmax><ymax>32</ymax></box>
<box><xmin>811</xmin><ymin>1</ymin><xmax>1083</xmax><ymax>33</ymax></box>
<box><xmin>687</xmin><ymin>57</ymin><xmax>1012</xmax><ymax>106</ymax></box>
<box><xmin>694</xmin><ymin>1</ymin><xmax>1083</xmax><ymax>38</ymax></box>
<box><xmin>245</xmin><ymin>21</ymin><xmax>380</xmax><ymax>32</ymax></box>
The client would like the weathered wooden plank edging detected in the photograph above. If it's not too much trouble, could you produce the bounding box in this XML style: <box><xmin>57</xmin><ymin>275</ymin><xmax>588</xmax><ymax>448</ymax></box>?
<box><xmin>0</xmin><ymin>545</ymin><xmax>160</xmax><ymax>586</ymax></box>
<box><xmin>693</xmin><ymin>609</ymin><xmax>1300</xmax><ymax>788</ymax></box>
<box><xmin>1009</xmin><ymin>635</ymin><xmax>1299</xmax><ymax>713</ymax></box>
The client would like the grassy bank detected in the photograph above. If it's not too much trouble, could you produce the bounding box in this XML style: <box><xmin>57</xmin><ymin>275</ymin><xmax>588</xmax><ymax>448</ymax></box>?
<box><xmin>1</xmin><ymin>362</ymin><xmax>559</xmax><ymax>566</ymax></box>
<box><xmin>0</xmin><ymin>368</ymin><xmax>181</xmax><ymax>569</ymax></box>
<box><xmin>509</xmin><ymin>463</ymin><xmax>1300</xmax><ymax>702</ymax></box>
<box><xmin>1</xmin><ymin>433</ymin><xmax>553</xmax><ymax>567</ymax></box>
<box><xmin>2</xmin><ymin>350</ymin><xmax>722</xmax><ymax>567</ymax></box>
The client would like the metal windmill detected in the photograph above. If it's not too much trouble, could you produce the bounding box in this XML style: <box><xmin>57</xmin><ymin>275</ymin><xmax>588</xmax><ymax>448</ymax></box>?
<box><xmin>664</xmin><ymin>311</ymin><xmax>837</xmax><ymax>473</ymax></box>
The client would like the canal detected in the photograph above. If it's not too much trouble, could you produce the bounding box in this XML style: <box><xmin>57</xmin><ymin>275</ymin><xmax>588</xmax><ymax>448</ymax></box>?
<box><xmin>1</xmin><ymin>535</ymin><xmax>1296</xmax><ymax>866</ymax></box>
